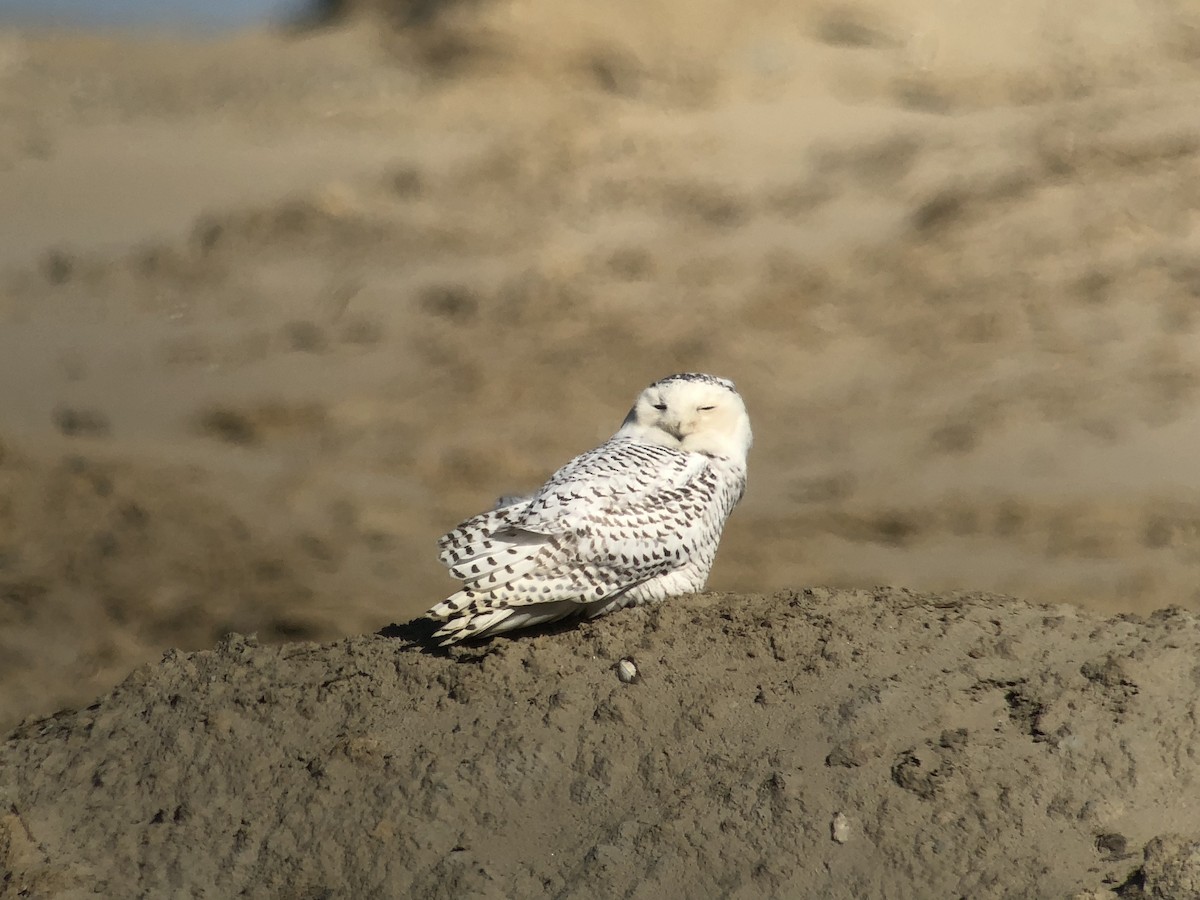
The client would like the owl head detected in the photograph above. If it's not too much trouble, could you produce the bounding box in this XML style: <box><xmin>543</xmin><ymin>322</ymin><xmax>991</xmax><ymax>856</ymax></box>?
<box><xmin>619</xmin><ymin>373</ymin><xmax>752</xmax><ymax>461</ymax></box>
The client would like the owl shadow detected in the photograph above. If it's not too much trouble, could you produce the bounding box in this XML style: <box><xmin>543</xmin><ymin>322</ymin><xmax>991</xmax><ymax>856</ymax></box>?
<box><xmin>378</xmin><ymin>616</ymin><xmax>588</xmax><ymax>658</ymax></box>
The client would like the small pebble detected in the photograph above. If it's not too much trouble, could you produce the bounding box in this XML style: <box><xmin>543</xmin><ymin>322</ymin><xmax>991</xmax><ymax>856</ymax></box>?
<box><xmin>617</xmin><ymin>658</ymin><xmax>639</xmax><ymax>684</ymax></box>
<box><xmin>831</xmin><ymin>812</ymin><xmax>850</xmax><ymax>844</ymax></box>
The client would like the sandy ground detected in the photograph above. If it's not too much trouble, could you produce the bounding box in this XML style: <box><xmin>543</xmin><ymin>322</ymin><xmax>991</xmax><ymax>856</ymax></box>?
<box><xmin>4</xmin><ymin>588</ymin><xmax>1200</xmax><ymax>898</ymax></box>
<box><xmin>3</xmin><ymin>1</ymin><xmax>1200</xmax><ymax>893</ymax></box>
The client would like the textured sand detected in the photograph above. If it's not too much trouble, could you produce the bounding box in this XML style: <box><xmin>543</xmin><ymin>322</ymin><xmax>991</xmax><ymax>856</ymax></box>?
<box><xmin>4</xmin><ymin>588</ymin><xmax>1200</xmax><ymax>898</ymax></box>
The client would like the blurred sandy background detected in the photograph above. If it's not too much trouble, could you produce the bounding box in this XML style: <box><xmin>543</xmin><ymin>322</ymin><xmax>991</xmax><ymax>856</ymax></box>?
<box><xmin>2</xmin><ymin>0</ymin><xmax>1200</xmax><ymax>727</ymax></box>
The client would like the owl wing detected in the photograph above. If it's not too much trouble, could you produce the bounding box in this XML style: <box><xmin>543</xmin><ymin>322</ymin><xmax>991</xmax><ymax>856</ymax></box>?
<box><xmin>429</xmin><ymin>438</ymin><xmax>722</xmax><ymax>636</ymax></box>
<box><xmin>514</xmin><ymin>438</ymin><xmax>710</xmax><ymax>529</ymax></box>
<box><xmin>511</xmin><ymin>438</ymin><xmax>720</xmax><ymax>587</ymax></box>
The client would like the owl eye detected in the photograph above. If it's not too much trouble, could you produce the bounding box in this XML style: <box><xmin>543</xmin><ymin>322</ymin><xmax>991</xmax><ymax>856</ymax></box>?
<box><xmin>653</xmin><ymin>403</ymin><xmax>667</xmax><ymax>411</ymax></box>
<box><xmin>698</xmin><ymin>405</ymin><xmax>716</xmax><ymax>411</ymax></box>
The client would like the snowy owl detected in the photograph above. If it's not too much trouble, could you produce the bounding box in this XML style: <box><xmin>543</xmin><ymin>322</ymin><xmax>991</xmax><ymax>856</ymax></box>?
<box><xmin>425</xmin><ymin>373</ymin><xmax>752</xmax><ymax>644</ymax></box>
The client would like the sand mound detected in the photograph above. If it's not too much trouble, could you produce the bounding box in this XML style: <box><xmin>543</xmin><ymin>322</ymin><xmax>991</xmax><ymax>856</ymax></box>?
<box><xmin>4</xmin><ymin>588</ymin><xmax>1199</xmax><ymax>898</ymax></box>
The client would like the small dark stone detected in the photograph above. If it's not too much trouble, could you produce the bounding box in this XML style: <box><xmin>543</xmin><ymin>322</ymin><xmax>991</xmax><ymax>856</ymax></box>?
<box><xmin>939</xmin><ymin>728</ymin><xmax>968</xmax><ymax>751</ymax></box>
<box><xmin>826</xmin><ymin>740</ymin><xmax>868</xmax><ymax>768</ymax></box>
<box><xmin>1096</xmin><ymin>832</ymin><xmax>1129</xmax><ymax>859</ymax></box>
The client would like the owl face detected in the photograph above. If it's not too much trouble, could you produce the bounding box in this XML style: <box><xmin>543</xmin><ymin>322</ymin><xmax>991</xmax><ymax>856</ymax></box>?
<box><xmin>620</xmin><ymin>373</ymin><xmax>752</xmax><ymax>460</ymax></box>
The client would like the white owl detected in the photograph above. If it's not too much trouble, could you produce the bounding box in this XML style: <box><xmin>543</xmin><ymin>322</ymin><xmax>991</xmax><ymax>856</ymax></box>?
<box><xmin>425</xmin><ymin>373</ymin><xmax>752</xmax><ymax>644</ymax></box>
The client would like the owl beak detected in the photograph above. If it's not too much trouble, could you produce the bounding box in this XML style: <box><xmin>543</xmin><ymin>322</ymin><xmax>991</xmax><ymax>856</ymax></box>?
<box><xmin>659</xmin><ymin>419</ymin><xmax>685</xmax><ymax>440</ymax></box>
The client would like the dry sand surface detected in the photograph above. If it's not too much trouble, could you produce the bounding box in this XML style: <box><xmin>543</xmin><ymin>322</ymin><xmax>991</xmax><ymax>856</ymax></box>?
<box><xmin>5</xmin><ymin>589</ymin><xmax>1200</xmax><ymax>898</ymax></box>
<box><xmin>3</xmin><ymin>0</ymin><xmax>1200</xmax><ymax>895</ymax></box>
